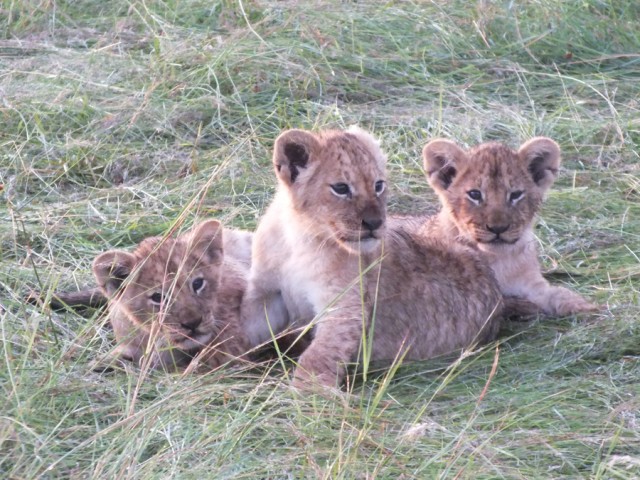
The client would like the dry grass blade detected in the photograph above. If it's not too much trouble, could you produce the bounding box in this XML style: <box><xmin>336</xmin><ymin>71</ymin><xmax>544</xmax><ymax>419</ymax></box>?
<box><xmin>1</xmin><ymin>0</ymin><xmax>639</xmax><ymax>478</ymax></box>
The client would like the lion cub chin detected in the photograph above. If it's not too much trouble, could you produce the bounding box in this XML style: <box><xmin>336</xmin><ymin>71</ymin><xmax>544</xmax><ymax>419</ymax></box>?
<box><xmin>422</xmin><ymin>137</ymin><xmax>598</xmax><ymax>317</ymax></box>
<box><xmin>93</xmin><ymin>219</ymin><xmax>249</xmax><ymax>371</ymax></box>
<box><xmin>241</xmin><ymin>127</ymin><xmax>504</xmax><ymax>389</ymax></box>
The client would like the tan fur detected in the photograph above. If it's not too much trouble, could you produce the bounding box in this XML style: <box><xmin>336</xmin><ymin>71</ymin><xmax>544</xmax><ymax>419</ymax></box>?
<box><xmin>241</xmin><ymin>127</ymin><xmax>504</xmax><ymax>388</ymax></box>
<box><xmin>368</xmin><ymin>216</ymin><xmax>503</xmax><ymax>364</ymax></box>
<box><xmin>93</xmin><ymin>220</ymin><xmax>249</xmax><ymax>371</ymax></box>
<box><xmin>221</xmin><ymin>228</ymin><xmax>253</xmax><ymax>267</ymax></box>
<box><xmin>39</xmin><ymin>226</ymin><xmax>253</xmax><ymax>313</ymax></box>
<box><xmin>422</xmin><ymin>137</ymin><xmax>597</xmax><ymax>317</ymax></box>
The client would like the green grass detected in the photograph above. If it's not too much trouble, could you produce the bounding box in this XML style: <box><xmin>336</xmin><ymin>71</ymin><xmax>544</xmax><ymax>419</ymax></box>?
<box><xmin>1</xmin><ymin>0</ymin><xmax>639</xmax><ymax>478</ymax></box>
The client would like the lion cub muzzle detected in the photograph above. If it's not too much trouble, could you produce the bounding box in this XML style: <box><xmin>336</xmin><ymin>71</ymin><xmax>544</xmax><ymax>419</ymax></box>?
<box><xmin>176</xmin><ymin>315</ymin><xmax>209</xmax><ymax>345</ymax></box>
<box><xmin>361</xmin><ymin>203</ymin><xmax>384</xmax><ymax>236</ymax></box>
<box><xmin>484</xmin><ymin>223</ymin><xmax>516</xmax><ymax>244</ymax></box>
<box><xmin>152</xmin><ymin>305</ymin><xmax>213</xmax><ymax>349</ymax></box>
<box><xmin>349</xmin><ymin>202</ymin><xmax>386</xmax><ymax>252</ymax></box>
<box><xmin>180</xmin><ymin>316</ymin><xmax>203</xmax><ymax>332</ymax></box>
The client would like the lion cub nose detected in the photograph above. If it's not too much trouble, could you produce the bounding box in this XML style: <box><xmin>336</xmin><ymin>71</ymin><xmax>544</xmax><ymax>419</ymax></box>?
<box><xmin>487</xmin><ymin>224</ymin><xmax>510</xmax><ymax>235</ymax></box>
<box><xmin>362</xmin><ymin>217</ymin><xmax>383</xmax><ymax>232</ymax></box>
<box><xmin>180</xmin><ymin>317</ymin><xmax>203</xmax><ymax>331</ymax></box>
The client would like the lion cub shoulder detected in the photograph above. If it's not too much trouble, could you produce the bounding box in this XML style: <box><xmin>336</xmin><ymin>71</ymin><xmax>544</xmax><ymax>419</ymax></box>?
<box><xmin>93</xmin><ymin>219</ymin><xmax>249</xmax><ymax>371</ymax></box>
<box><xmin>422</xmin><ymin>137</ymin><xmax>597</xmax><ymax>317</ymax></box>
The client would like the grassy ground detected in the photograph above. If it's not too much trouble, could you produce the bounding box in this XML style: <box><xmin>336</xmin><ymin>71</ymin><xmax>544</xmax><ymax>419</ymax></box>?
<box><xmin>1</xmin><ymin>0</ymin><xmax>639</xmax><ymax>478</ymax></box>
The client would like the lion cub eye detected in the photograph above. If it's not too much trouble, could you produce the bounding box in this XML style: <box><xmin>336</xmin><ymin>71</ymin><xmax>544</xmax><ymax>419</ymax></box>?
<box><xmin>374</xmin><ymin>180</ymin><xmax>386</xmax><ymax>196</ymax></box>
<box><xmin>191</xmin><ymin>277</ymin><xmax>207</xmax><ymax>295</ymax></box>
<box><xmin>509</xmin><ymin>190</ymin><xmax>524</xmax><ymax>204</ymax></box>
<box><xmin>330</xmin><ymin>183</ymin><xmax>351</xmax><ymax>198</ymax></box>
<box><xmin>467</xmin><ymin>189</ymin><xmax>483</xmax><ymax>203</ymax></box>
<box><xmin>149</xmin><ymin>292</ymin><xmax>163</xmax><ymax>305</ymax></box>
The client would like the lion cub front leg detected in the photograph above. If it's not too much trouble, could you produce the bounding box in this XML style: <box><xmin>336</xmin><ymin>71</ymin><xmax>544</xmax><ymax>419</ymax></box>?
<box><xmin>292</xmin><ymin>290</ymin><xmax>367</xmax><ymax>389</ymax></box>
<box><xmin>241</xmin><ymin>284</ymin><xmax>291</xmax><ymax>347</ymax></box>
<box><xmin>90</xmin><ymin>310</ymin><xmax>147</xmax><ymax>371</ymax></box>
<box><xmin>514</xmin><ymin>270</ymin><xmax>598</xmax><ymax>317</ymax></box>
<box><xmin>536</xmin><ymin>283</ymin><xmax>599</xmax><ymax>317</ymax></box>
<box><xmin>198</xmin><ymin>326</ymin><xmax>251</xmax><ymax>370</ymax></box>
<box><xmin>93</xmin><ymin>314</ymin><xmax>185</xmax><ymax>371</ymax></box>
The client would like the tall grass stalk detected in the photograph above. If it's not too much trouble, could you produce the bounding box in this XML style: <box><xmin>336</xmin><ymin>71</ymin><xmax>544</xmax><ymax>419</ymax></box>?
<box><xmin>1</xmin><ymin>0</ymin><xmax>639</xmax><ymax>478</ymax></box>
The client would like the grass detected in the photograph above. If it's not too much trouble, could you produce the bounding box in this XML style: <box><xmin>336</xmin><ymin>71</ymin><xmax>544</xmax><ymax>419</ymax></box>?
<box><xmin>1</xmin><ymin>0</ymin><xmax>639</xmax><ymax>478</ymax></box>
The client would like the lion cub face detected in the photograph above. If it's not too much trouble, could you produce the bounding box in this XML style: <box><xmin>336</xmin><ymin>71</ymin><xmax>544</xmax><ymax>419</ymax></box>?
<box><xmin>92</xmin><ymin>220</ymin><xmax>225</xmax><ymax>351</ymax></box>
<box><xmin>273</xmin><ymin>126</ymin><xmax>388</xmax><ymax>253</ymax></box>
<box><xmin>423</xmin><ymin>137</ymin><xmax>560</xmax><ymax>251</ymax></box>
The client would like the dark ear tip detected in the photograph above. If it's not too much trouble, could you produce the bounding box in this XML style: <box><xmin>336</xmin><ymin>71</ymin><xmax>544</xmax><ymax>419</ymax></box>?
<box><xmin>283</xmin><ymin>142</ymin><xmax>309</xmax><ymax>161</ymax></box>
<box><xmin>92</xmin><ymin>251</ymin><xmax>136</xmax><ymax>295</ymax></box>
<box><xmin>422</xmin><ymin>139</ymin><xmax>464</xmax><ymax>191</ymax></box>
<box><xmin>519</xmin><ymin>137</ymin><xmax>561</xmax><ymax>187</ymax></box>
<box><xmin>189</xmin><ymin>220</ymin><xmax>224</xmax><ymax>259</ymax></box>
<box><xmin>274</xmin><ymin>129</ymin><xmax>318</xmax><ymax>185</ymax></box>
<box><xmin>425</xmin><ymin>160</ymin><xmax>453</xmax><ymax>174</ymax></box>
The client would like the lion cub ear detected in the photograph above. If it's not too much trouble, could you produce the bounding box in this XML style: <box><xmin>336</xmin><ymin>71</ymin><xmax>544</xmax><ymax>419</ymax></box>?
<box><xmin>518</xmin><ymin>137</ymin><xmax>561</xmax><ymax>191</ymax></box>
<box><xmin>93</xmin><ymin>251</ymin><xmax>137</xmax><ymax>297</ymax></box>
<box><xmin>187</xmin><ymin>219</ymin><xmax>224</xmax><ymax>263</ymax></box>
<box><xmin>273</xmin><ymin>129</ymin><xmax>321</xmax><ymax>186</ymax></box>
<box><xmin>422</xmin><ymin>139</ymin><xmax>467</xmax><ymax>192</ymax></box>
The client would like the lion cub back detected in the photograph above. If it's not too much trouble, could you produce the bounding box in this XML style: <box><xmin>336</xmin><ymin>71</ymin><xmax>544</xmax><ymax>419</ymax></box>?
<box><xmin>371</xmin><ymin>218</ymin><xmax>503</xmax><ymax>361</ymax></box>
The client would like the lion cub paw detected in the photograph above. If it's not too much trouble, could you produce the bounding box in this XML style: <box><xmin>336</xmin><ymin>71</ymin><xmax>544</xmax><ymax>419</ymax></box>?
<box><xmin>554</xmin><ymin>299</ymin><xmax>600</xmax><ymax>316</ymax></box>
<box><xmin>548</xmin><ymin>287</ymin><xmax>600</xmax><ymax>316</ymax></box>
<box><xmin>292</xmin><ymin>368</ymin><xmax>336</xmax><ymax>391</ymax></box>
<box><xmin>291</xmin><ymin>353</ymin><xmax>344</xmax><ymax>391</ymax></box>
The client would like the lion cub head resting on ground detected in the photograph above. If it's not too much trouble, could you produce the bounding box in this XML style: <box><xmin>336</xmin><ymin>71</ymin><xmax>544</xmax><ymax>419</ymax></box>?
<box><xmin>94</xmin><ymin>219</ymin><xmax>247</xmax><ymax>370</ymax></box>
<box><xmin>422</xmin><ymin>138</ymin><xmax>597</xmax><ymax>316</ymax></box>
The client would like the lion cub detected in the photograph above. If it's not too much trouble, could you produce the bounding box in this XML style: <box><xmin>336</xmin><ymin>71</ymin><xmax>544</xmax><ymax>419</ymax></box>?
<box><xmin>241</xmin><ymin>127</ymin><xmax>504</xmax><ymax>388</ymax></box>
<box><xmin>422</xmin><ymin>137</ymin><xmax>597</xmax><ymax>317</ymax></box>
<box><xmin>93</xmin><ymin>219</ymin><xmax>249</xmax><ymax>370</ymax></box>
